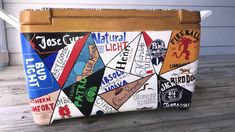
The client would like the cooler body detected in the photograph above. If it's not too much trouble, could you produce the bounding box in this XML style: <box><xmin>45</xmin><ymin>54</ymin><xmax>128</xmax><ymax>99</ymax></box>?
<box><xmin>20</xmin><ymin>9</ymin><xmax>201</xmax><ymax>125</ymax></box>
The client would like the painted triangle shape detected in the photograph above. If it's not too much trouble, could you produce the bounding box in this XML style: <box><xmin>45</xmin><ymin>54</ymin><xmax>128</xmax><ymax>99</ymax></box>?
<box><xmin>50</xmin><ymin>91</ymin><xmax>84</xmax><ymax>122</ymax></box>
<box><xmin>55</xmin><ymin>34</ymin><xmax>90</xmax><ymax>87</ymax></box>
<box><xmin>157</xmin><ymin>75</ymin><xmax>192</xmax><ymax>109</ymax></box>
<box><xmin>63</xmin><ymin>34</ymin><xmax>105</xmax><ymax>88</ymax></box>
<box><xmin>40</xmin><ymin>34</ymin><xmax>89</xmax><ymax>87</ymax></box>
<box><xmin>159</xmin><ymin>30</ymin><xmax>200</xmax><ymax>74</ymax></box>
<box><xmin>43</xmin><ymin>52</ymin><xmax>58</xmax><ymax>71</ymax></box>
<box><xmin>22</xmin><ymin>32</ymin><xmax>89</xmax><ymax>58</ymax></box>
<box><xmin>161</xmin><ymin>60</ymin><xmax>198</xmax><ymax>92</ymax></box>
<box><xmin>143</xmin><ymin>31</ymin><xmax>172</xmax><ymax>74</ymax></box>
<box><xmin>21</xmin><ymin>34</ymin><xmax>60</xmax><ymax>99</ymax></box>
<box><xmin>90</xmin><ymin>95</ymin><xmax>118</xmax><ymax>116</ymax></box>
<box><xmin>107</xmin><ymin>33</ymin><xmax>141</xmax><ymax>74</ymax></box>
<box><xmin>92</xmin><ymin>32</ymin><xmax>140</xmax><ymax>65</ymax></box>
<box><xmin>30</xmin><ymin>90</ymin><xmax>60</xmax><ymax>125</ymax></box>
<box><xmin>143</xmin><ymin>31</ymin><xmax>153</xmax><ymax>47</ymax></box>
<box><xmin>118</xmin><ymin>74</ymin><xmax>158</xmax><ymax>111</ymax></box>
<box><xmin>130</xmin><ymin>33</ymin><xmax>155</xmax><ymax>77</ymax></box>
<box><xmin>98</xmin><ymin>67</ymin><xmax>141</xmax><ymax>94</ymax></box>
<box><xmin>99</xmin><ymin>75</ymin><xmax>152</xmax><ymax>110</ymax></box>
<box><xmin>63</xmin><ymin>68</ymin><xmax>105</xmax><ymax>116</ymax></box>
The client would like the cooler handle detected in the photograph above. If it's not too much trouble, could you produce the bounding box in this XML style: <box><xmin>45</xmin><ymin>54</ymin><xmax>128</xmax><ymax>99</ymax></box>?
<box><xmin>0</xmin><ymin>8</ymin><xmax>19</xmax><ymax>30</ymax></box>
<box><xmin>200</xmin><ymin>10</ymin><xmax>212</xmax><ymax>21</ymax></box>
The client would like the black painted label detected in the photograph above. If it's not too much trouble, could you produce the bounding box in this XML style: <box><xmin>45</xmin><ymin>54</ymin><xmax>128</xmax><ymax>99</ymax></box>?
<box><xmin>63</xmin><ymin>68</ymin><xmax>105</xmax><ymax>116</ymax></box>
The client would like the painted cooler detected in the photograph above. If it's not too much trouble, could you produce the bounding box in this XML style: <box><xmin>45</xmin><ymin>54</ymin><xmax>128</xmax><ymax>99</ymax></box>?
<box><xmin>19</xmin><ymin>9</ymin><xmax>201</xmax><ymax>125</ymax></box>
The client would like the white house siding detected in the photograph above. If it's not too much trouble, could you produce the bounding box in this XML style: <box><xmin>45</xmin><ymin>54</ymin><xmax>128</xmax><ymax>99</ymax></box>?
<box><xmin>0</xmin><ymin>0</ymin><xmax>8</xmax><ymax>67</ymax></box>
<box><xmin>2</xmin><ymin>0</ymin><xmax>235</xmax><ymax>65</ymax></box>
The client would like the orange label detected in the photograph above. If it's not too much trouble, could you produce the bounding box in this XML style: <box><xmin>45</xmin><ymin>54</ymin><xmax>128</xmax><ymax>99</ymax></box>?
<box><xmin>160</xmin><ymin>30</ymin><xmax>200</xmax><ymax>74</ymax></box>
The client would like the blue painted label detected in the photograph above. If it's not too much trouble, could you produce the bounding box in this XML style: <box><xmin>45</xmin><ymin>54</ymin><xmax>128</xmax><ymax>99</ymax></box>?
<box><xmin>43</xmin><ymin>52</ymin><xmax>58</xmax><ymax>71</ymax></box>
<box><xmin>63</xmin><ymin>34</ymin><xmax>105</xmax><ymax>88</ymax></box>
<box><xmin>20</xmin><ymin>34</ymin><xmax>60</xmax><ymax>99</ymax></box>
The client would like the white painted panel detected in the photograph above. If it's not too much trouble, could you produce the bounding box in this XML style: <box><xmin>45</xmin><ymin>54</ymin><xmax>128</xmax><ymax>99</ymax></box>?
<box><xmin>3</xmin><ymin>0</ymin><xmax>235</xmax><ymax>7</ymax></box>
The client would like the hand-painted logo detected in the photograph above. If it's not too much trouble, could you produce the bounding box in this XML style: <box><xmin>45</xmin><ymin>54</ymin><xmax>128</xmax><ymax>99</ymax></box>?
<box><xmin>92</xmin><ymin>32</ymin><xmax>127</xmax><ymax>52</ymax></box>
<box><xmin>133</xmin><ymin>40</ymin><xmax>154</xmax><ymax>76</ymax></box>
<box><xmin>25</xmin><ymin>58</ymin><xmax>47</xmax><ymax>87</ymax></box>
<box><xmin>86</xmin><ymin>86</ymin><xmax>97</xmax><ymax>103</ymax></box>
<box><xmin>59</xmin><ymin>105</ymin><xmax>72</xmax><ymax>118</ymax></box>
<box><xmin>179</xmin><ymin>68</ymin><xmax>191</xmax><ymax>74</ymax></box>
<box><xmin>160</xmin><ymin>30</ymin><xmax>200</xmax><ymax>74</ymax></box>
<box><xmin>116</xmin><ymin>45</ymin><xmax>131</xmax><ymax>70</ymax></box>
<box><xmin>172</xmin><ymin>37</ymin><xmax>196</xmax><ymax>60</ymax></box>
<box><xmin>76</xmin><ymin>45</ymin><xmax>99</xmax><ymax>81</ymax></box>
<box><xmin>170</xmin><ymin>68</ymin><xmax>196</xmax><ymax>84</ymax></box>
<box><xmin>162</xmin><ymin>88</ymin><xmax>183</xmax><ymax>103</ymax></box>
<box><xmin>95</xmin><ymin>96</ymin><xmax>117</xmax><ymax>113</ymax></box>
<box><xmin>101</xmin><ymin>70</ymin><xmax>127</xmax><ymax>92</ymax></box>
<box><xmin>149</xmin><ymin>39</ymin><xmax>167</xmax><ymax>65</ymax></box>
<box><xmin>136</xmin><ymin>83</ymin><xmax>154</xmax><ymax>94</ymax></box>
<box><xmin>99</xmin><ymin>75</ymin><xmax>152</xmax><ymax>110</ymax></box>
<box><xmin>63</xmin><ymin>68</ymin><xmax>105</xmax><ymax>116</ymax></box>
<box><xmin>158</xmin><ymin>76</ymin><xmax>193</xmax><ymax>108</ymax></box>
<box><xmin>134</xmin><ymin>83</ymin><xmax>157</xmax><ymax>109</ymax></box>
<box><xmin>23</xmin><ymin>33</ymin><xmax>88</xmax><ymax>56</ymax></box>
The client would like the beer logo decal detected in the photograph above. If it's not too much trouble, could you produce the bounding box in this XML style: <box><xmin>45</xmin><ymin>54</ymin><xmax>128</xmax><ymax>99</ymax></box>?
<box><xmin>20</xmin><ymin>30</ymin><xmax>199</xmax><ymax>124</ymax></box>
<box><xmin>20</xmin><ymin>34</ymin><xmax>60</xmax><ymax>99</ymax></box>
<box><xmin>107</xmin><ymin>33</ymin><xmax>141</xmax><ymax>74</ymax></box>
<box><xmin>130</xmin><ymin>34</ymin><xmax>155</xmax><ymax>77</ymax></box>
<box><xmin>149</xmin><ymin>39</ymin><xmax>167</xmax><ymax>65</ymax></box>
<box><xmin>92</xmin><ymin>32</ymin><xmax>140</xmax><ymax>65</ymax></box>
<box><xmin>143</xmin><ymin>31</ymin><xmax>172</xmax><ymax>74</ymax></box>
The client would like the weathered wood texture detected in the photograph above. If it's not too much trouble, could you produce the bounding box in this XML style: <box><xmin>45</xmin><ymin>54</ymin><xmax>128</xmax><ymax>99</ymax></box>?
<box><xmin>0</xmin><ymin>55</ymin><xmax>235</xmax><ymax>132</ymax></box>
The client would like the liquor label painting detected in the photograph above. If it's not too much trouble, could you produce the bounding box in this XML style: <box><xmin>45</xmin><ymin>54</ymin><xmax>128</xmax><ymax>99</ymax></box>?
<box><xmin>160</xmin><ymin>30</ymin><xmax>200</xmax><ymax>74</ymax></box>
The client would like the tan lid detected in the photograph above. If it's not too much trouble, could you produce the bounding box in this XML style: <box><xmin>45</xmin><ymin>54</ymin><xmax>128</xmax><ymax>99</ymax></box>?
<box><xmin>20</xmin><ymin>9</ymin><xmax>201</xmax><ymax>32</ymax></box>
